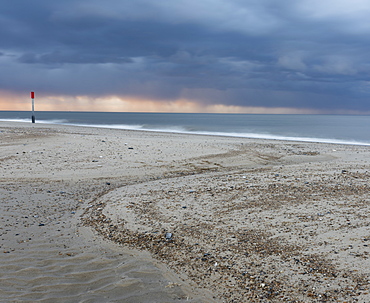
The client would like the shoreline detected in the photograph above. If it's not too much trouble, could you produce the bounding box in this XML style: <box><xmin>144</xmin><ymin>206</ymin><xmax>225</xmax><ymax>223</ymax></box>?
<box><xmin>1</xmin><ymin>121</ymin><xmax>370</xmax><ymax>302</ymax></box>
<box><xmin>2</xmin><ymin>114</ymin><xmax>370</xmax><ymax>147</ymax></box>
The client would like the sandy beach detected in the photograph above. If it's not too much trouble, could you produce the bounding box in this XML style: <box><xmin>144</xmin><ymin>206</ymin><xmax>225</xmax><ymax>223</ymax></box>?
<box><xmin>1</xmin><ymin>122</ymin><xmax>369</xmax><ymax>302</ymax></box>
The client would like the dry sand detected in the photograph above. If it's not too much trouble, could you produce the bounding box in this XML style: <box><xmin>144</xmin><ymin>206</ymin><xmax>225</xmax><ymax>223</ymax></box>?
<box><xmin>1</xmin><ymin>121</ymin><xmax>369</xmax><ymax>302</ymax></box>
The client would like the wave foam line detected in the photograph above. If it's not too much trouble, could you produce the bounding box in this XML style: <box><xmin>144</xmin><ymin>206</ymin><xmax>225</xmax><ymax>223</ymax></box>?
<box><xmin>74</xmin><ymin>123</ymin><xmax>370</xmax><ymax>146</ymax></box>
<box><xmin>0</xmin><ymin>118</ymin><xmax>69</xmax><ymax>124</ymax></box>
<box><xmin>2</xmin><ymin>119</ymin><xmax>369</xmax><ymax>146</ymax></box>
<box><xmin>192</xmin><ymin>131</ymin><xmax>370</xmax><ymax>146</ymax></box>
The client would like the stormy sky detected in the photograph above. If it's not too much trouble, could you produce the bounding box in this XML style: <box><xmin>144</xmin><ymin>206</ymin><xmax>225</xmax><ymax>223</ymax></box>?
<box><xmin>1</xmin><ymin>0</ymin><xmax>370</xmax><ymax>113</ymax></box>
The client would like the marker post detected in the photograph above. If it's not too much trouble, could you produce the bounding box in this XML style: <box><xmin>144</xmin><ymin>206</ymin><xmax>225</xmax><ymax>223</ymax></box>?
<box><xmin>31</xmin><ymin>91</ymin><xmax>35</xmax><ymax>123</ymax></box>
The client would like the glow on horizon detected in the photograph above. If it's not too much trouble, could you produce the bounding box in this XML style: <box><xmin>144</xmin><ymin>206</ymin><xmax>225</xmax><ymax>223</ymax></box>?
<box><xmin>0</xmin><ymin>91</ymin><xmax>368</xmax><ymax>114</ymax></box>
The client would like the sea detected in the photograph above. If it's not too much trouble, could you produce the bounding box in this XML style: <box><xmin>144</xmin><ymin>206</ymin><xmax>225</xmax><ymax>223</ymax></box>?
<box><xmin>1</xmin><ymin>111</ymin><xmax>370</xmax><ymax>146</ymax></box>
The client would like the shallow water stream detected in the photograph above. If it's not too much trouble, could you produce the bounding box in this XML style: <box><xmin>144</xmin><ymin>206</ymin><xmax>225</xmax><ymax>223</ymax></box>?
<box><xmin>0</xmin><ymin>181</ymin><xmax>204</xmax><ymax>303</ymax></box>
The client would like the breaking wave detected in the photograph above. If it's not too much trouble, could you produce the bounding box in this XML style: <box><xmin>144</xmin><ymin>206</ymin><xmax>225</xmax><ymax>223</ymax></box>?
<box><xmin>2</xmin><ymin>117</ymin><xmax>370</xmax><ymax>146</ymax></box>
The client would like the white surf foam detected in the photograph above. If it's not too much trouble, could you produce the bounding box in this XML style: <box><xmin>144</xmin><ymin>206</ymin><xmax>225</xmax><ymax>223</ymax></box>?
<box><xmin>2</xmin><ymin>118</ymin><xmax>369</xmax><ymax>146</ymax></box>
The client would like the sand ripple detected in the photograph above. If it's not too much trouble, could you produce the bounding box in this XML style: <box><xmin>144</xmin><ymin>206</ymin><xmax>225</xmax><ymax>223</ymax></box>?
<box><xmin>0</xmin><ymin>180</ymin><xmax>197</xmax><ymax>303</ymax></box>
<box><xmin>0</xmin><ymin>235</ymin><xmax>194</xmax><ymax>302</ymax></box>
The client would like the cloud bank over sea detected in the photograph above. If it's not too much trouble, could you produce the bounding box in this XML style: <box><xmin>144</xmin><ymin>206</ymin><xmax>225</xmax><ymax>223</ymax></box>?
<box><xmin>1</xmin><ymin>0</ymin><xmax>370</xmax><ymax>113</ymax></box>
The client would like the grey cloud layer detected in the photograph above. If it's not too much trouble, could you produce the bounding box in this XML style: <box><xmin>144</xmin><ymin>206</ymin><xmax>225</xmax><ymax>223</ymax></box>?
<box><xmin>1</xmin><ymin>0</ymin><xmax>370</xmax><ymax>111</ymax></box>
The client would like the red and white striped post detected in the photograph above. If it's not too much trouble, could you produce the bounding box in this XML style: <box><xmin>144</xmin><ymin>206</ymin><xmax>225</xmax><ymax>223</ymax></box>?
<box><xmin>31</xmin><ymin>91</ymin><xmax>35</xmax><ymax>123</ymax></box>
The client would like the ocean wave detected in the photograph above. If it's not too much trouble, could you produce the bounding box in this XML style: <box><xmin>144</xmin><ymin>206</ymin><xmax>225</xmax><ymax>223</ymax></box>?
<box><xmin>0</xmin><ymin>118</ymin><xmax>69</xmax><ymax>124</ymax></box>
<box><xmin>64</xmin><ymin>123</ymin><xmax>146</xmax><ymax>131</ymax></box>
<box><xmin>2</xmin><ymin>118</ymin><xmax>370</xmax><ymax>146</ymax></box>
<box><xmin>72</xmin><ymin>123</ymin><xmax>370</xmax><ymax>146</ymax></box>
<box><xmin>191</xmin><ymin>131</ymin><xmax>370</xmax><ymax>146</ymax></box>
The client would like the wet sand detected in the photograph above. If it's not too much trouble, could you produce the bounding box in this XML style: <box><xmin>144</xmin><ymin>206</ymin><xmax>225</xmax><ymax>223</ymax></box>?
<box><xmin>1</xmin><ymin>122</ymin><xmax>370</xmax><ymax>302</ymax></box>
<box><xmin>0</xmin><ymin>122</ymin><xmax>212</xmax><ymax>302</ymax></box>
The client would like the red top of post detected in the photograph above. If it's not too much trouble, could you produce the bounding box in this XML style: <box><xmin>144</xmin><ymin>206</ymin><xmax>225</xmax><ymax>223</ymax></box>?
<box><xmin>31</xmin><ymin>92</ymin><xmax>35</xmax><ymax>99</ymax></box>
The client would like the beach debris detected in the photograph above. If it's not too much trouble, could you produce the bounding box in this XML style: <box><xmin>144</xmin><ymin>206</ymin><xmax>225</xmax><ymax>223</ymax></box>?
<box><xmin>106</xmin><ymin>182</ymin><xmax>111</xmax><ymax>185</ymax></box>
<box><xmin>38</xmin><ymin>223</ymin><xmax>45</xmax><ymax>226</ymax></box>
<box><xmin>165</xmin><ymin>232</ymin><xmax>173</xmax><ymax>240</ymax></box>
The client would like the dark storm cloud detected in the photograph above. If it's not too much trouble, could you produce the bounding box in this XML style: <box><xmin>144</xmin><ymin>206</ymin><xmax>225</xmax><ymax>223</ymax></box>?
<box><xmin>1</xmin><ymin>0</ymin><xmax>370</xmax><ymax>111</ymax></box>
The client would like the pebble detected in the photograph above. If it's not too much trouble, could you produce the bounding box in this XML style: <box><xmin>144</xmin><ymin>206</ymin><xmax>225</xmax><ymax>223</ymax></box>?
<box><xmin>80</xmin><ymin>141</ymin><xmax>370</xmax><ymax>302</ymax></box>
